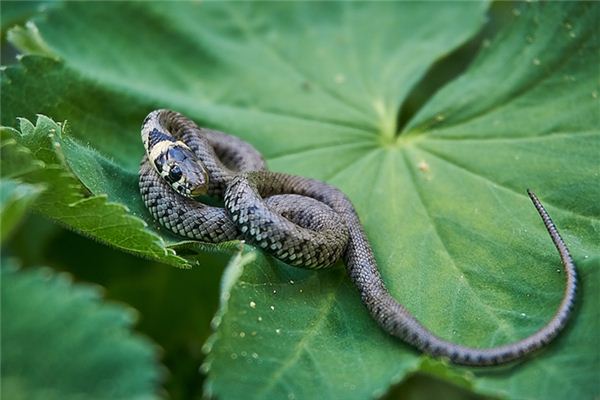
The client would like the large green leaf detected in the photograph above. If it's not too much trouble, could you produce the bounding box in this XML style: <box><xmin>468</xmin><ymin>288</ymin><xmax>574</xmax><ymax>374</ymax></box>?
<box><xmin>1</xmin><ymin>260</ymin><xmax>162</xmax><ymax>399</ymax></box>
<box><xmin>1</xmin><ymin>2</ymin><xmax>598</xmax><ymax>399</ymax></box>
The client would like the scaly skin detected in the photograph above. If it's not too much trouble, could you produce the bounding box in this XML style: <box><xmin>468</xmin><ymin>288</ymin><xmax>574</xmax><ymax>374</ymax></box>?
<box><xmin>140</xmin><ymin>109</ymin><xmax>577</xmax><ymax>366</ymax></box>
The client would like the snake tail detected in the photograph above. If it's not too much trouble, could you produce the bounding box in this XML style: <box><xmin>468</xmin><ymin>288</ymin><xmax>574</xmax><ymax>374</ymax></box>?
<box><xmin>350</xmin><ymin>190</ymin><xmax>577</xmax><ymax>366</ymax></box>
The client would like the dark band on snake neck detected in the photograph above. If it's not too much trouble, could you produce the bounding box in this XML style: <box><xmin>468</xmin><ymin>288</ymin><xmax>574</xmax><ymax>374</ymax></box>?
<box><xmin>139</xmin><ymin>109</ymin><xmax>577</xmax><ymax>366</ymax></box>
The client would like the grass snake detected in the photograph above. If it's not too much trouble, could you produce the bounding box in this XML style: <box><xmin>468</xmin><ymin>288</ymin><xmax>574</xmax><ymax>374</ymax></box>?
<box><xmin>139</xmin><ymin>109</ymin><xmax>577</xmax><ymax>366</ymax></box>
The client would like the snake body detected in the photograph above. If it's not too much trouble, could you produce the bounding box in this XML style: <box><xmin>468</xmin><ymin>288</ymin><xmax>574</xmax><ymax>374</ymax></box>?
<box><xmin>139</xmin><ymin>109</ymin><xmax>577</xmax><ymax>366</ymax></box>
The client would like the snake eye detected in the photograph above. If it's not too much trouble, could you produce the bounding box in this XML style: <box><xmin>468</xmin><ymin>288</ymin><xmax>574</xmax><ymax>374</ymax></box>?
<box><xmin>168</xmin><ymin>165</ymin><xmax>182</xmax><ymax>182</ymax></box>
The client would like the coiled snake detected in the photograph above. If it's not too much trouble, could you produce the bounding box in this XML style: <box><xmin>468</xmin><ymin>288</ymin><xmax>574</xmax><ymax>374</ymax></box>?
<box><xmin>139</xmin><ymin>109</ymin><xmax>577</xmax><ymax>366</ymax></box>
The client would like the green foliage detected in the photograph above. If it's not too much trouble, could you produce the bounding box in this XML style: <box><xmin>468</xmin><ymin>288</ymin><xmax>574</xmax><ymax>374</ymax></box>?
<box><xmin>203</xmin><ymin>250</ymin><xmax>419</xmax><ymax>399</ymax></box>
<box><xmin>0</xmin><ymin>118</ymin><xmax>187</xmax><ymax>266</ymax></box>
<box><xmin>1</xmin><ymin>260</ymin><xmax>161</xmax><ymax>400</ymax></box>
<box><xmin>0</xmin><ymin>179</ymin><xmax>44</xmax><ymax>241</ymax></box>
<box><xmin>1</xmin><ymin>1</ymin><xmax>598</xmax><ymax>399</ymax></box>
<box><xmin>0</xmin><ymin>170</ymin><xmax>163</xmax><ymax>399</ymax></box>
<box><xmin>6</xmin><ymin>214</ymin><xmax>230</xmax><ymax>399</ymax></box>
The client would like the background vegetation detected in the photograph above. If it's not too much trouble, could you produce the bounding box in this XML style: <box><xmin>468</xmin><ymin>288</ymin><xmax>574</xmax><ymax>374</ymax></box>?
<box><xmin>2</xmin><ymin>1</ymin><xmax>598</xmax><ymax>399</ymax></box>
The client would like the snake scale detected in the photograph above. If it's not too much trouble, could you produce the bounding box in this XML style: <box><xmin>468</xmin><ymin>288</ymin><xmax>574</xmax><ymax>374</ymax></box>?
<box><xmin>139</xmin><ymin>109</ymin><xmax>577</xmax><ymax>366</ymax></box>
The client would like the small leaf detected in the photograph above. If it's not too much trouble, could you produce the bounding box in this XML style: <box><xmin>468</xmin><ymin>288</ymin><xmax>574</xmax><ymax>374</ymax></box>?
<box><xmin>0</xmin><ymin>260</ymin><xmax>162</xmax><ymax>400</ymax></box>
<box><xmin>6</xmin><ymin>22</ymin><xmax>56</xmax><ymax>58</ymax></box>
<box><xmin>0</xmin><ymin>119</ymin><xmax>188</xmax><ymax>266</ymax></box>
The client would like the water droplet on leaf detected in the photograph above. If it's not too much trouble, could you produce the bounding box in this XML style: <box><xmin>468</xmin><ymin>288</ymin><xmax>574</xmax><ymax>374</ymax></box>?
<box><xmin>334</xmin><ymin>73</ymin><xmax>346</xmax><ymax>84</ymax></box>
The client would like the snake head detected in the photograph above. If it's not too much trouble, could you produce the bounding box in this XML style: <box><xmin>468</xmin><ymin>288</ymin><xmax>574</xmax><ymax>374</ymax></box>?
<box><xmin>153</xmin><ymin>143</ymin><xmax>209</xmax><ymax>198</ymax></box>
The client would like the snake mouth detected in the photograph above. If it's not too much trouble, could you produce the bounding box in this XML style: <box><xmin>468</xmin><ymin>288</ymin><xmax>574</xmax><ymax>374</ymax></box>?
<box><xmin>190</xmin><ymin>184</ymin><xmax>209</xmax><ymax>197</ymax></box>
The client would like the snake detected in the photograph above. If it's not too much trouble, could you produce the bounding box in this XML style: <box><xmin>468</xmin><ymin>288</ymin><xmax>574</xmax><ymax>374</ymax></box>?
<box><xmin>139</xmin><ymin>109</ymin><xmax>577</xmax><ymax>366</ymax></box>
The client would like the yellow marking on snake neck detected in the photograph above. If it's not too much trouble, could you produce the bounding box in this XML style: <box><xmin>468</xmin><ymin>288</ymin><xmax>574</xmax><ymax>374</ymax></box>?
<box><xmin>148</xmin><ymin>140</ymin><xmax>174</xmax><ymax>162</ymax></box>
